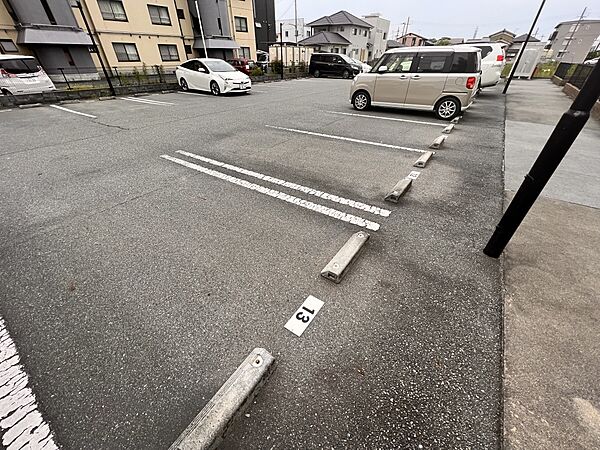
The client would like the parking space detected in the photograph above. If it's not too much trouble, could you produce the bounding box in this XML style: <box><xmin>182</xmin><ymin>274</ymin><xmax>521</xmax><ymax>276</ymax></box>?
<box><xmin>0</xmin><ymin>78</ymin><xmax>505</xmax><ymax>449</ymax></box>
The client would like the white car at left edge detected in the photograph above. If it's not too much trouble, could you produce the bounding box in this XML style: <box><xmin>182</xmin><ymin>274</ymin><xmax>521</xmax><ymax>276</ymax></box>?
<box><xmin>176</xmin><ymin>58</ymin><xmax>251</xmax><ymax>95</ymax></box>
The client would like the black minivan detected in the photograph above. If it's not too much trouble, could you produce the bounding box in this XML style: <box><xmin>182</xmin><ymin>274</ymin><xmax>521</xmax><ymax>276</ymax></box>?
<box><xmin>309</xmin><ymin>53</ymin><xmax>362</xmax><ymax>79</ymax></box>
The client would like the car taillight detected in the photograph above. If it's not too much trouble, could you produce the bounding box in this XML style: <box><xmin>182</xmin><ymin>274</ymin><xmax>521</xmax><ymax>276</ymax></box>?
<box><xmin>466</xmin><ymin>76</ymin><xmax>477</xmax><ymax>89</ymax></box>
<box><xmin>245</xmin><ymin>64</ymin><xmax>249</xmax><ymax>70</ymax></box>
<box><xmin>497</xmin><ymin>54</ymin><xmax>504</xmax><ymax>62</ymax></box>
<box><xmin>0</xmin><ymin>68</ymin><xmax>15</xmax><ymax>78</ymax></box>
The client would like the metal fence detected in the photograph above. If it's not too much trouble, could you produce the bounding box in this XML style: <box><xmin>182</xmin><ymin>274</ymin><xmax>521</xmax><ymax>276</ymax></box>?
<box><xmin>553</xmin><ymin>62</ymin><xmax>594</xmax><ymax>89</ymax></box>
<box><xmin>48</xmin><ymin>63</ymin><xmax>309</xmax><ymax>92</ymax></box>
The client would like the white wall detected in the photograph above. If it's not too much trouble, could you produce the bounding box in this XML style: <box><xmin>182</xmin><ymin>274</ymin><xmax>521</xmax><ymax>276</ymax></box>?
<box><xmin>363</xmin><ymin>15</ymin><xmax>390</xmax><ymax>62</ymax></box>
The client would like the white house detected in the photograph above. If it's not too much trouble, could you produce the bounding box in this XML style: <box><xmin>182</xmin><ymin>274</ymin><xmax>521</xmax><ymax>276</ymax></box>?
<box><xmin>300</xmin><ymin>10</ymin><xmax>373</xmax><ymax>61</ymax></box>
<box><xmin>276</xmin><ymin>18</ymin><xmax>311</xmax><ymax>43</ymax></box>
<box><xmin>362</xmin><ymin>13</ymin><xmax>390</xmax><ymax>62</ymax></box>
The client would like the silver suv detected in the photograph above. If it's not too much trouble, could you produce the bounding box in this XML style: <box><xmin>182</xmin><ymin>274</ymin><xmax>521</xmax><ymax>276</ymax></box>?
<box><xmin>349</xmin><ymin>46</ymin><xmax>481</xmax><ymax>120</ymax></box>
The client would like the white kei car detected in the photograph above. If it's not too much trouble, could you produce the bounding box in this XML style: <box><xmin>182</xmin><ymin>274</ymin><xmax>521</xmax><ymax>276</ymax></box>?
<box><xmin>175</xmin><ymin>58</ymin><xmax>251</xmax><ymax>95</ymax></box>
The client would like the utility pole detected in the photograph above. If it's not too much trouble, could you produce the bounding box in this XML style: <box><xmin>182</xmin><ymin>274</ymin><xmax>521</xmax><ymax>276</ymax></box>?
<box><xmin>75</xmin><ymin>0</ymin><xmax>115</xmax><ymax>96</ymax></box>
<box><xmin>472</xmin><ymin>26</ymin><xmax>479</xmax><ymax>39</ymax></box>
<box><xmin>280</xmin><ymin>22</ymin><xmax>284</xmax><ymax>80</ymax></box>
<box><xmin>503</xmin><ymin>0</ymin><xmax>546</xmax><ymax>94</ymax></box>
<box><xmin>194</xmin><ymin>0</ymin><xmax>208</xmax><ymax>58</ymax></box>
<box><xmin>562</xmin><ymin>7</ymin><xmax>587</xmax><ymax>58</ymax></box>
<box><xmin>404</xmin><ymin>17</ymin><xmax>410</xmax><ymax>36</ymax></box>
<box><xmin>484</xmin><ymin>61</ymin><xmax>600</xmax><ymax>257</ymax></box>
<box><xmin>294</xmin><ymin>0</ymin><xmax>298</xmax><ymax>44</ymax></box>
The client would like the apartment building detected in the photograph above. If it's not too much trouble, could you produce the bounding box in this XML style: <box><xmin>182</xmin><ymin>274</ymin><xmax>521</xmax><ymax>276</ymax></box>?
<box><xmin>547</xmin><ymin>19</ymin><xmax>600</xmax><ymax>63</ymax></box>
<box><xmin>254</xmin><ymin>0</ymin><xmax>275</xmax><ymax>52</ymax></box>
<box><xmin>302</xmin><ymin>10</ymin><xmax>372</xmax><ymax>60</ymax></box>
<box><xmin>362</xmin><ymin>13</ymin><xmax>390</xmax><ymax>62</ymax></box>
<box><xmin>0</xmin><ymin>0</ymin><xmax>94</xmax><ymax>79</ymax></box>
<box><xmin>228</xmin><ymin>0</ymin><xmax>256</xmax><ymax>59</ymax></box>
<box><xmin>76</xmin><ymin>0</ymin><xmax>195</xmax><ymax>72</ymax></box>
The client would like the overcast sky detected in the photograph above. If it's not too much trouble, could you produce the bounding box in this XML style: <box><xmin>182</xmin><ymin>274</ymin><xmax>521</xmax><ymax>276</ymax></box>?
<box><xmin>275</xmin><ymin>0</ymin><xmax>597</xmax><ymax>41</ymax></box>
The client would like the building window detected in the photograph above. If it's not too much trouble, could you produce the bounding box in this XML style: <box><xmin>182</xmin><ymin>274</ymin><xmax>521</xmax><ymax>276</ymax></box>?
<box><xmin>184</xmin><ymin>44</ymin><xmax>192</xmax><ymax>54</ymax></box>
<box><xmin>113</xmin><ymin>43</ymin><xmax>139</xmax><ymax>61</ymax></box>
<box><xmin>353</xmin><ymin>28</ymin><xmax>357</xmax><ymax>35</ymax></box>
<box><xmin>177</xmin><ymin>8</ymin><xmax>185</xmax><ymax>20</ymax></box>
<box><xmin>0</xmin><ymin>39</ymin><xmax>18</xmax><ymax>53</ymax></box>
<box><xmin>158</xmin><ymin>44</ymin><xmax>179</xmax><ymax>61</ymax></box>
<box><xmin>285</xmin><ymin>31</ymin><xmax>289</xmax><ymax>37</ymax></box>
<box><xmin>340</xmin><ymin>26</ymin><xmax>344</xmax><ymax>31</ymax></box>
<box><xmin>148</xmin><ymin>5</ymin><xmax>171</xmax><ymax>25</ymax></box>
<box><xmin>63</xmin><ymin>47</ymin><xmax>76</xmax><ymax>66</ymax></box>
<box><xmin>412</xmin><ymin>37</ymin><xmax>416</xmax><ymax>45</ymax></box>
<box><xmin>364</xmin><ymin>30</ymin><xmax>367</xmax><ymax>37</ymax></box>
<box><xmin>240</xmin><ymin>47</ymin><xmax>251</xmax><ymax>58</ymax></box>
<box><xmin>383</xmin><ymin>32</ymin><xmax>387</xmax><ymax>40</ymax></box>
<box><xmin>235</xmin><ymin>16</ymin><xmax>248</xmax><ymax>32</ymax></box>
<box><xmin>98</xmin><ymin>0</ymin><xmax>127</xmax><ymax>21</ymax></box>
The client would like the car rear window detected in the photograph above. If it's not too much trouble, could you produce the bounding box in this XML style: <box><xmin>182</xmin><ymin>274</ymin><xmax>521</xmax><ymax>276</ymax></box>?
<box><xmin>474</xmin><ymin>46</ymin><xmax>493</xmax><ymax>59</ymax></box>
<box><xmin>449</xmin><ymin>52</ymin><xmax>478</xmax><ymax>73</ymax></box>
<box><xmin>0</xmin><ymin>58</ymin><xmax>41</xmax><ymax>74</ymax></box>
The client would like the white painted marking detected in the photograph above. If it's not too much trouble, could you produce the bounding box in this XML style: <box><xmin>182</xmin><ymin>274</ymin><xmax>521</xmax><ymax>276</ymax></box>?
<box><xmin>121</xmin><ymin>97</ymin><xmax>174</xmax><ymax>106</ymax></box>
<box><xmin>49</xmin><ymin>104</ymin><xmax>96</xmax><ymax>119</ymax></box>
<box><xmin>160</xmin><ymin>155</ymin><xmax>381</xmax><ymax>231</ymax></box>
<box><xmin>325</xmin><ymin>110</ymin><xmax>444</xmax><ymax>127</ymax></box>
<box><xmin>177</xmin><ymin>91</ymin><xmax>204</xmax><ymax>96</ymax></box>
<box><xmin>176</xmin><ymin>151</ymin><xmax>391</xmax><ymax>218</ymax></box>
<box><xmin>265</xmin><ymin>125</ymin><xmax>427</xmax><ymax>154</ymax></box>
<box><xmin>407</xmin><ymin>171</ymin><xmax>421</xmax><ymax>180</ymax></box>
<box><xmin>0</xmin><ymin>318</ymin><xmax>58</xmax><ymax>450</ymax></box>
<box><xmin>0</xmin><ymin>109</ymin><xmax>12</xmax><ymax>113</ymax></box>
<box><xmin>284</xmin><ymin>295</ymin><xmax>324</xmax><ymax>337</ymax></box>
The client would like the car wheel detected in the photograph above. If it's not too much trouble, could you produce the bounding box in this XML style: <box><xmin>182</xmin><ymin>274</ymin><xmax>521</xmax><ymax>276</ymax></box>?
<box><xmin>342</xmin><ymin>70</ymin><xmax>350</xmax><ymax>79</ymax></box>
<box><xmin>210</xmin><ymin>81</ymin><xmax>221</xmax><ymax>96</ymax></box>
<box><xmin>435</xmin><ymin>97</ymin><xmax>460</xmax><ymax>120</ymax></box>
<box><xmin>180</xmin><ymin>78</ymin><xmax>189</xmax><ymax>91</ymax></box>
<box><xmin>352</xmin><ymin>91</ymin><xmax>371</xmax><ymax>111</ymax></box>
<box><xmin>313</xmin><ymin>70</ymin><xmax>320</xmax><ymax>78</ymax></box>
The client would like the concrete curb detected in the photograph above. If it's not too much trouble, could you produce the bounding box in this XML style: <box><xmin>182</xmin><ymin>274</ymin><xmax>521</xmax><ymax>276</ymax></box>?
<box><xmin>429</xmin><ymin>135</ymin><xmax>447</xmax><ymax>149</ymax></box>
<box><xmin>384</xmin><ymin>178</ymin><xmax>412</xmax><ymax>203</ymax></box>
<box><xmin>414</xmin><ymin>151</ymin><xmax>434</xmax><ymax>168</ymax></box>
<box><xmin>169</xmin><ymin>348</ymin><xmax>275</xmax><ymax>450</ymax></box>
<box><xmin>18</xmin><ymin>103</ymin><xmax>43</xmax><ymax>109</ymax></box>
<box><xmin>321</xmin><ymin>232</ymin><xmax>370</xmax><ymax>284</ymax></box>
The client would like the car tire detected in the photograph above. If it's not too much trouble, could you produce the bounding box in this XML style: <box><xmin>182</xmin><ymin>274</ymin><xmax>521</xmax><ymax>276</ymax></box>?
<box><xmin>210</xmin><ymin>81</ymin><xmax>221</xmax><ymax>96</ymax></box>
<box><xmin>352</xmin><ymin>91</ymin><xmax>371</xmax><ymax>111</ymax></box>
<box><xmin>342</xmin><ymin>70</ymin><xmax>350</xmax><ymax>79</ymax></box>
<box><xmin>180</xmin><ymin>78</ymin><xmax>189</xmax><ymax>91</ymax></box>
<box><xmin>434</xmin><ymin>97</ymin><xmax>460</xmax><ymax>121</ymax></box>
<box><xmin>313</xmin><ymin>70</ymin><xmax>320</xmax><ymax>78</ymax></box>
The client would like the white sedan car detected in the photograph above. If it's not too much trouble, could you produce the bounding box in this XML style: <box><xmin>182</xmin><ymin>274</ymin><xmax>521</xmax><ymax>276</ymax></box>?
<box><xmin>175</xmin><ymin>58</ymin><xmax>251</xmax><ymax>95</ymax></box>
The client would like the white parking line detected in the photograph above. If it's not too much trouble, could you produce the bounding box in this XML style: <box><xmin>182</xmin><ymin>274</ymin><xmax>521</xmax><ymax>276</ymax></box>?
<box><xmin>49</xmin><ymin>104</ymin><xmax>96</xmax><ymax>119</ymax></box>
<box><xmin>176</xmin><ymin>150</ymin><xmax>391</xmax><ymax>217</ymax></box>
<box><xmin>0</xmin><ymin>109</ymin><xmax>12</xmax><ymax>113</ymax></box>
<box><xmin>265</xmin><ymin>125</ymin><xmax>427</xmax><ymax>154</ymax></box>
<box><xmin>177</xmin><ymin>91</ymin><xmax>203</xmax><ymax>96</ymax></box>
<box><xmin>325</xmin><ymin>111</ymin><xmax>444</xmax><ymax>127</ymax></box>
<box><xmin>161</xmin><ymin>155</ymin><xmax>381</xmax><ymax>231</ymax></box>
<box><xmin>121</xmin><ymin>97</ymin><xmax>174</xmax><ymax>106</ymax></box>
<box><xmin>0</xmin><ymin>318</ymin><xmax>58</xmax><ymax>450</ymax></box>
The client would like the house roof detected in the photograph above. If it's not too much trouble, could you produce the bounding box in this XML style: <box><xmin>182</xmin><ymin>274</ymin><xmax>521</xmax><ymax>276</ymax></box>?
<box><xmin>298</xmin><ymin>31</ymin><xmax>351</xmax><ymax>46</ymax></box>
<box><xmin>513</xmin><ymin>33</ymin><xmax>541</xmax><ymax>43</ymax></box>
<box><xmin>489</xmin><ymin>29</ymin><xmax>516</xmax><ymax>38</ymax></box>
<box><xmin>398</xmin><ymin>32</ymin><xmax>428</xmax><ymax>40</ymax></box>
<box><xmin>307</xmin><ymin>10</ymin><xmax>373</xmax><ymax>28</ymax></box>
<box><xmin>386</xmin><ymin>40</ymin><xmax>404</xmax><ymax>49</ymax></box>
<box><xmin>447</xmin><ymin>38</ymin><xmax>465</xmax><ymax>44</ymax></box>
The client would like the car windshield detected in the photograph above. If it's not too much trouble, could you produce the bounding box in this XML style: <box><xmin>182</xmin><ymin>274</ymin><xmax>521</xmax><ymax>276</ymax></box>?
<box><xmin>0</xmin><ymin>58</ymin><xmax>41</xmax><ymax>74</ymax></box>
<box><xmin>204</xmin><ymin>60</ymin><xmax>237</xmax><ymax>73</ymax></box>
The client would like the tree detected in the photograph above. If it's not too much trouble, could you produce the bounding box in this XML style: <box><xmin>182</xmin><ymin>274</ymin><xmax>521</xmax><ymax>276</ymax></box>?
<box><xmin>436</xmin><ymin>38</ymin><xmax>451</xmax><ymax>46</ymax></box>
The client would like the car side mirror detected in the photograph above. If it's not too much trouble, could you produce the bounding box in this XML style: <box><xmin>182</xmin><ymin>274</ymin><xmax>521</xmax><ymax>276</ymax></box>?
<box><xmin>378</xmin><ymin>66</ymin><xmax>388</xmax><ymax>73</ymax></box>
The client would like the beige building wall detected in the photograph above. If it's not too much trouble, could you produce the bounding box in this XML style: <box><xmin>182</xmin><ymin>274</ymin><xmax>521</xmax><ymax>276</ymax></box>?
<box><xmin>0</xmin><ymin>2</ymin><xmax>30</xmax><ymax>55</ymax></box>
<box><xmin>74</xmin><ymin>0</ymin><xmax>195</xmax><ymax>71</ymax></box>
<box><xmin>228</xmin><ymin>0</ymin><xmax>256</xmax><ymax>60</ymax></box>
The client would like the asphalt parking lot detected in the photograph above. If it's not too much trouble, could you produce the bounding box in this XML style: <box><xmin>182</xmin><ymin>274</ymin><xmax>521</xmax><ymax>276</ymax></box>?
<box><xmin>0</xmin><ymin>78</ymin><xmax>505</xmax><ymax>449</ymax></box>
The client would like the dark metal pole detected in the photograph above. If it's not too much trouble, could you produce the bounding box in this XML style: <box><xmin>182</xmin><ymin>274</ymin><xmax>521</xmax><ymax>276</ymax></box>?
<box><xmin>484</xmin><ymin>61</ymin><xmax>600</xmax><ymax>258</ymax></box>
<box><xmin>503</xmin><ymin>0</ymin><xmax>546</xmax><ymax>94</ymax></box>
<box><xmin>280</xmin><ymin>22</ymin><xmax>284</xmax><ymax>80</ymax></box>
<box><xmin>76</xmin><ymin>0</ymin><xmax>115</xmax><ymax>96</ymax></box>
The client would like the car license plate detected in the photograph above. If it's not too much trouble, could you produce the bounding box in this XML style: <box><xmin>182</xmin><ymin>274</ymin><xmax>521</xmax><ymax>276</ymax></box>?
<box><xmin>20</xmin><ymin>77</ymin><xmax>37</xmax><ymax>84</ymax></box>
